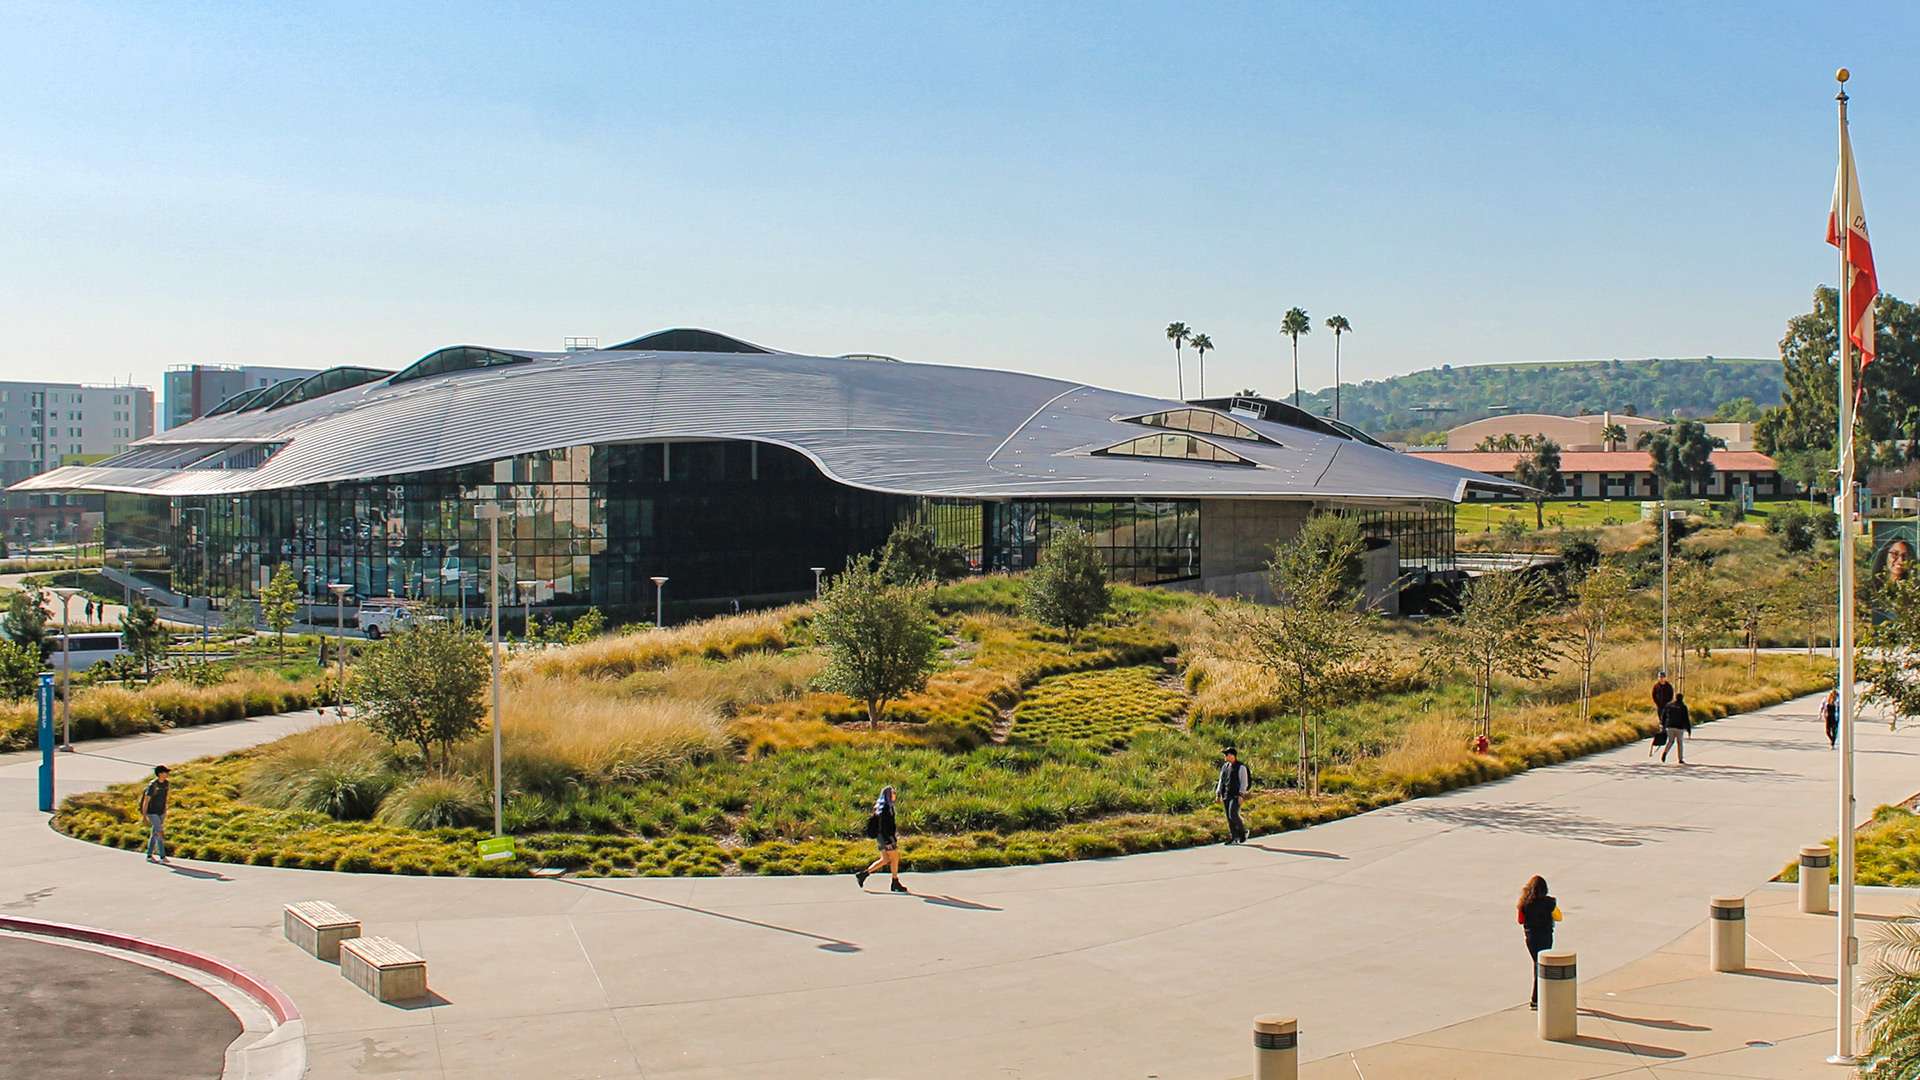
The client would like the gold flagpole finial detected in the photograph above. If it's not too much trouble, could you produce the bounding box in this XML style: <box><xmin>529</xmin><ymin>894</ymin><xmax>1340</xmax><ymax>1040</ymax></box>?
<box><xmin>1836</xmin><ymin>67</ymin><xmax>1850</xmax><ymax>83</ymax></box>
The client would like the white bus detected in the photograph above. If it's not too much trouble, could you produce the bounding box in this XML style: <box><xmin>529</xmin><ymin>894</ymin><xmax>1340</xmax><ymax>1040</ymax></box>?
<box><xmin>47</xmin><ymin>632</ymin><xmax>127</xmax><ymax>670</ymax></box>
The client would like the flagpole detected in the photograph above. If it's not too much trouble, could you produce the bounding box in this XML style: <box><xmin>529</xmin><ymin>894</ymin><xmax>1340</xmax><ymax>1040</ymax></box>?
<box><xmin>1830</xmin><ymin>65</ymin><xmax>1859</xmax><ymax>1069</ymax></box>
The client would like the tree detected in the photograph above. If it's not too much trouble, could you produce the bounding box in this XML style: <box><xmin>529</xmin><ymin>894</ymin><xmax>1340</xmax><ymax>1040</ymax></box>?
<box><xmin>1022</xmin><ymin>524</ymin><xmax>1109</xmax><ymax>646</ymax></box>
<box><xmin>4</xmin><ymin>584</ymin><xmax>49</xmax><ymax>652</ymax></box>
<box><xmin>1763</xmin><ymin>288</ymin><xmax>1920</xmax><ymax>459</ymax></box>
<box><xmin>1512</xmin><ymin>439</ymin><xmax>1565</xmax><ymax>529</ymax></box>
<box><xmin>1601</xmin><ymin>422</ymin><xmax>1627</xmax><ymax>451</ymax></box>
<box><xmin>260</xmin><ymin>563</ymin><xmax>300</xmax><ymax>653</ymax></box>
<box><xmin>1189</xmin><ymin>333</ymin><xmax>1214</xmax><ymax>398</ymax></box>
<box><xmin>1710</xmin><ymin>397</ymin><xmax>1764</xmax><ymax>422</ymax></box>
<box><xmin>1426</xmin><ymin>571</ymin><xmax>1564</xmax><ymax>737</ymax></box>
<box><xmin>1668</xmin><ymin>561</ymin><xmax>1728</xmax><ymax>692</ymax></box>
<box><xmin>1210</xmin><ymin>514</ymin><xmax>1385</xmax><ymax>796</ymax></box>
<box><xmin>223</xmin><ymin>592</ymin><xmax>257</xmax><ymax>638</ymax></box>
<box><xmin>1639</xmin><ymin>420</ymin><xmax>1724</xmax><ymax>498</ymax></box>
<box><xmin>1721</xmin><ymin>560</ymin><xmax>1777</xmax><ymax>676</ymax></box>
<box><xmin>876</xmin><ymin>519</ymin><xmax>965</xmax><ymax>587</ymax></box>
<box><xmin>352</xmin><ymin>618</ymin><xmax>488</xmax><ymax>770</ymax></box>
<box><xmin>1567</xmin><ymin>566</ymin><xmax>1630</xmax><ymax>722</ymax></box>
<box><xmin>1280</xmin><ymin>307</ymin><xmax>1312</xmax><ymax>409</ymax></box>
<box><xmin>1781</xmin><ymin>555</ymin><xmax>1835</xmax><ymax>654</ymax></box>
<box><xmin>1862</xmin><ymin>912</ymin><xmax>1920</xmax><ymax>1079</ymax></box>
<box><xmin>1324</xmin><ymin>315</ymin><xmax>1351</xmax><ymax>420</ymax></box>
<box><xmin>0</xmin><ymin>638</ymin><xmax>38</xmax><ymax>700</ymax></box>
<box><xmin>119</xmin><ymin>600</ymin><xmax>168</xmax><ymax>678</ymax></box>
<box><xmin>1165</xmin><ymin>322</ymin><xmax>1190</xmax><ymax>400</ymax></box>
<box><xmin>813</xmin><ymin>557</ymin><xmax>940</xmax><ymax>727</ymax></box>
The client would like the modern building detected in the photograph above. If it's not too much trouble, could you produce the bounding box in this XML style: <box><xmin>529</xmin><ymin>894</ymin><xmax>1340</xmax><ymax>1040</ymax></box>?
<box><xmin>1406</xmin><ymin>448</ymin><xmax>1789</xmax><ymax>500</ymax></box>
<box><xmin>13</xmin><ymin>330</ymin><xmax>1523</xmax><ymax>618</ymax></box>
<box><xmin>163</xmin><ymin>364</ymin><xmax>327</xmax><ymax>430</ymax></box>
<box><xmin>1442</xmin><ymin>412</ymin><xmax>1756</xmax><ymax>452</ymax></box>
<box><xmin>1</xmin><ymin>381</ymin><xmax>154</xmax><ymax>544</ymax></box>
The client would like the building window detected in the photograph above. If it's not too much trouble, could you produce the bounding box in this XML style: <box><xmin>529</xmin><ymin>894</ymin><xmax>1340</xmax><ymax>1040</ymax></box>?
<box><xmin>1123</xmin><ymin>408</ymin><xmax>1270</xmax><ymax>444</ymax></box>
<box><xmin>1094</xmin><ymin>432</ymin><xmax>1256</xmax><ymax>466</ymax></box>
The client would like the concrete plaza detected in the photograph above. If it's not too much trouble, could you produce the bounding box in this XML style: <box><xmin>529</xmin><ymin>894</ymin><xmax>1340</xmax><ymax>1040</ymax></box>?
<box><xmin>1</xmin><ymin>691</ymin><xmax>1912</xmax><ymax>1078</ymax></box>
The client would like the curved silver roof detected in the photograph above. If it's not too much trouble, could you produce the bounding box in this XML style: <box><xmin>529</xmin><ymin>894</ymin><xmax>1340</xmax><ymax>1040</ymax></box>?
<box><xmin>14</xmin><ymin>337</ymin><xmax>1525</xmax><ymax>504</ymax></box>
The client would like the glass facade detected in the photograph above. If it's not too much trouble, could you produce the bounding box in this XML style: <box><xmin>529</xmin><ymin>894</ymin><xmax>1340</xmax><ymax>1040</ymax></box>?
<box><xmin>979</xmin><ymin>499</ymin><xmax>1202</xmax><ymax>585</ymax></box>
<box><xmin>1350</xmin><ymin>506</ymin><xmax>1457</xmax><ymax>570</ymax></box>
<box><xmin>1095</xmin><ymin>432</ymin><xmax>1255</xmax><ymax>466</ymax></box>
<box><xmin>1126</xmin><ymin>407</ymin><xmax>1268</xmax><ymax>443</ymax></box>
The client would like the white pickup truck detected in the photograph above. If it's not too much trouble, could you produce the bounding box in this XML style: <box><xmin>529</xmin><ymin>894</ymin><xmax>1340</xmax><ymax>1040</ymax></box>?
<box><xmin>354</xmin><ymin>599</ymin><xmax>432</xmax><ymax>639</ymax></box>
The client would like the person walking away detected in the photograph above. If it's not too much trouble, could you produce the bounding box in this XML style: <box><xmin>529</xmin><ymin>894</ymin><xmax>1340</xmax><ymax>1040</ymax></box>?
<box><xmin>1650</xmin><ymin>672</ymin><xmax>1675</xmax><ymax>757</ymax></box>
<box><xmin>1821</xmin><ymin>688</ymin><xmax>1839</xmax><ymax>749</ymax></box>
<box><xmin>1660</xmin><ymin>692</ymin><xmax>1693</xmax><ymax>765</ymax></box>
<box><xmin>1517</xmin><ymin>875</ymin><xmax>1563</xmax><ymax>1009</ymax></box>
<box><xmin>1217</xmin><ymin>745</ymin><xmax>1250</xmax><ymax>844</ymax></box>
<box><xmin>856</xmin><ymin>785</ymin><xmax>906</xmax><ymax>893</ymax></box>
<box><xmin>138</xmin><ymin>765</ymin><xmax>170</xmax><ymax>863</ymax></box>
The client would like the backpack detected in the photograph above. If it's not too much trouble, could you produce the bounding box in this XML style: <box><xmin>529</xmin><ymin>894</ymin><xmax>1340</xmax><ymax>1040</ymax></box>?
<box><xmin>1651</xmin><ymin>727</ymin><xmax>1668</xmax><ymax>747</ymax></box>
<box><xmin>1238</xmin><ymin>762</ymin><xmax>1253</xmax><ymax>795</ymax></box>
<box><xmin>864</xmin><ymin>812</ymin><xmax>882</xmax><ymax>839</ymax></box>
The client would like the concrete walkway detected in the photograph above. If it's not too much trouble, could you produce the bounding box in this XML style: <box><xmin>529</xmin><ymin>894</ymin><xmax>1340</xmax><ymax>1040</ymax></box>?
<box><xmin>2</xmin><ymin>694</ymin><xmax>1912</xmax><ymax>1079</ymax></box>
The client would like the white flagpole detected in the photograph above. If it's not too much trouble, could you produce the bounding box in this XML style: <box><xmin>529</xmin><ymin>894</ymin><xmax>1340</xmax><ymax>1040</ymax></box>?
<box><xmin>1830</xmin><ymin>66</ymin><xmax>1859</xmax><ymax>1069</ymax></box>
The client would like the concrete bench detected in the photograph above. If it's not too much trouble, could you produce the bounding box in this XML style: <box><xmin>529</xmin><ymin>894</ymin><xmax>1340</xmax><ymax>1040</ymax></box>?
<box><xmin>283</xmin><ymin>900</ymin><xmax>361</xmax><ymax>962</ymax></box>
<box><xmin>339</xmin><ymin>935</ymin><xmax>428</xmax><ymax>1003</ymax></box>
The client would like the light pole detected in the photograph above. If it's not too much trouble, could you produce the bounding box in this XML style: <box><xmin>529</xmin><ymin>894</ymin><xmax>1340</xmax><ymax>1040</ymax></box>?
<box><xmin>650</xmin><ymin>576</ymin><xmax>669</xmax><ymax>629</ymax></box>
<box><xmin>474</xmin><ymin>503</ymin><xmax>509</xmax><ymax>836</ymax></box>
<box><xmin>810</xmin><ymin>566</ymin><xmax>825</xmax><ymax>599</ymax></box>
<box><xmin>327</xmin><ymin>583</ymin><xmax>351</xmax><ymax>716</ymax></box>
<box><xmin>181</xmin><ymin>506</ymin><xmax>209</xmax><ymax>666</ymax></box>
<box><xmin>49</xmin><ymin>586</ymin><xmax>80</xmax><ymax>751</ymax></box>
<box><xmin>1658</xmin><ymin>504</ymin><xmax>1685</xmax><ymax>676</ymax></box>
<box><xmin>517</xmin><ymin>579</ymin><xmax>537</xmax><ymax>640</ymax></box>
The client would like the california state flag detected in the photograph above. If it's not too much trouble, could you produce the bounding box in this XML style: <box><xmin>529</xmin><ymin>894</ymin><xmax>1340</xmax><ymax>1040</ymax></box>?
<box><xmin>1828</xmin><ymin>122</ymin><xmax>1878</xmax><ymax>366</ymax></box>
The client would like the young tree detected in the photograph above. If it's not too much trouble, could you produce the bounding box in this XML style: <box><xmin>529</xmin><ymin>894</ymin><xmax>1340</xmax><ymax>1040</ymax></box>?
<box><xmin>876</xmin><ymin>519</ymin><xmax>940</xmax><ymax>587</ymax></box>
<box><xmin>1022</xmin><ymin>524</ymin><xmax>1110</xmax><ymax>647</ymax></box>
<box><xmin>1782</xmin><ymin>554</ymin><xmax>1835</xmax><ymax>654</ymax></box>
<box><xmin>1211</xmin><ymin>514</ymin><xmax>1386</xmax><ymax>796</ymax></box>
<box><xmin>1722</xmin><ymin>564</ymin><xmax>1778</xmax><ymax>676</ymax></box>
<box><xmin>1567</xmin><ymin>566</ymin><xmax>1630</xmax><ymax>722</ymax></box>
<box><xmin>4</xmin><ymin>584</ymin><xmax>49</xmax><ymax>652</ymax></box>
<box><xmin>1426</xmin><ymin>570</ymin><xmax>1564</xmax><ymax>738</ymax></box>
<box><xmin>223</xmin><ymin>592</ymin><xmax>258</xmax><ymax>638</ymax></box>
<box><xmin>119</xmin><ymin>600</ymin><xmax>168</xmax><ymax>678</ymax></box>
<box><xmin>1512</xmin><ymin>438</ymin><xmax>1565</xmax><ymax>529</ymax></box>
<box><xmin>0</xmin><ymin>638</ymin><xmax>39</xmax><ymax>700</ymax></box>
<box><xmin>352</xmin><ymin>618</ymin><xmax>489</xmax><ymax>770</ymax></box>
<box><xmin>1668</xmin><ymin>561</ymin><xmax>1729</xmax><ymax>691</ymax></box>
<box><xmin>813</xmin><ymin>557</ymin><xmax>940</xmax><ymax>727</ymax></box>
<box><xmin>563</xmin><ymin>607</ymin><xmax>607</xmax><ymax>645</ymax></box>
<box><xmin>260</xmin><ymin>563</ymin><xmax>300</xmax><ymax>654</ymax></box>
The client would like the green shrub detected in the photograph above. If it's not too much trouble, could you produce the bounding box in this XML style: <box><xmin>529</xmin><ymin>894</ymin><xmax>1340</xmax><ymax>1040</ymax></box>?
<box><xmin>376</xmin><ymin>776</ymin><xmax>492</xmax><ymax>830</ymax></box>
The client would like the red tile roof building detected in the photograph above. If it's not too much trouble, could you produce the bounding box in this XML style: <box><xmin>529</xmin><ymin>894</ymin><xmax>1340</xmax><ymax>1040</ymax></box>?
<box><xmin>1405</xmin><ymin>449</ymin><xmax>1790</xmax><ymax>500</ymax></box>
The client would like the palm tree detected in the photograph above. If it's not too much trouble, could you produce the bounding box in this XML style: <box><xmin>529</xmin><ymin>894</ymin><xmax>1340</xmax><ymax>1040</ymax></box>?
<box><xmin>1165</xmin><ymin>322</ymin><xmax>1191</xmax><ymax>399</ymax></box>
<box><xmin>1324</xmin><ymin>315</ymin><xmax>1351</xmax><ymax>420</ymax></box>
<box><xmin>1601</xmin><ymin>422</ymin><xmax>1627</xmax><ymax>452</ymax></box>
<box><xmin>1189</xmin><ymin>333</ymin><xmax>1214</xmax><ymax>397</ymax></box>
<box><xmin>1280</xmin><ymin>308</ymin><xmax>1311</xmax><ymax>409</ymax></box>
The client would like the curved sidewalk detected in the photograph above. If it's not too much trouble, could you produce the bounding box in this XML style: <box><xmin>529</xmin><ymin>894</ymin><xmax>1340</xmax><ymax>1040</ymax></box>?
<box><xmin>1</xmin><ymin>694</ymin><xmax>1910</xmax><ymax>1079</ymax></box>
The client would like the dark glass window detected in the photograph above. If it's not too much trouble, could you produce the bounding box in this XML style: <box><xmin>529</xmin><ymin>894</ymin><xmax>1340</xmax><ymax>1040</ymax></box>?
<box><xmin>1125</xmin><ymin>408</ymin><xmax>1269</xmax><ymax>443</ymax></box>
<box><xmin>388</xmin><ymin>347</ymin><xmax>531</xmax><ymax>386</ymax></box>
<box><xmin>1095</xmin><ymin>432</ymin><xmax>1255</xmax><ymax>466</ymax></box>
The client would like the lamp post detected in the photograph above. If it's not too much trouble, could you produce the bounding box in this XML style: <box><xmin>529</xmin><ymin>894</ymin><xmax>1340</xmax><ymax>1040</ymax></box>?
<box><xmin>810</xmin><ymin>566</ymin><xmax>825</xmax><ymax>599</ymax></box>
<box><xmin>650</xmin><ymin>576</ymin><xmax>669</xmax><ymax>629</ymax></box>
<box><xmin>181</xmin><ymin>506</ymin><xmax>209</xmax><ymax>666</ymax></box>
<box><xmin>48</xmin><ymin>586</ymin><xmax>80</xmax><ymax>751</ymax></box>
<box><xmin>517</xmin><ymin>579</ymin><xmax>538</xmax><ymax>640</ymax></box>
<box><xmin>327</xmin><ymin>583</ymin><xmax>351</xmax><ymax>716</ymax></box>
<box><xmin>474</xmin><ymin>503</ymin><xmax>509</xmax><ymax>837</ymax></box>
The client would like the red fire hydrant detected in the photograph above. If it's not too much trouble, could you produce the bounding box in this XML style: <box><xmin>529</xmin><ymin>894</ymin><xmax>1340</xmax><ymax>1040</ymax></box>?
<box><xmin>1473</xmin><ymin>734</ymin><xmax>1491</xmax><ymax>755</ymax></box>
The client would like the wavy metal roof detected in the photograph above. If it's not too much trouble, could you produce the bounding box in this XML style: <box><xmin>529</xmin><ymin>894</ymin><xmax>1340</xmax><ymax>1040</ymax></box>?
<box><xmin>12</xmin><ymin>339</ymin><xmax>1527</xmax><ymax>504</ymax></box>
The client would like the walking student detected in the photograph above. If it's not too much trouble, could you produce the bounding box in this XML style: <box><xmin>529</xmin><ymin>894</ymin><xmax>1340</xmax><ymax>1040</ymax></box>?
<box><xmin>856</xmin><ymin>785</ymin><xmax>906</xmax><ymax>893</ymax></box>
<box><xmin>1821</xmin><ymin>688</ymin><xmax>1839</xmax><ymax>749</ymax></box>
<box><xmin>1217</xmin><ymin>745</ymin><xmax>1250</xmax><ymax>845</ymax></box>
<box><xmin>1660</xmin><ymin>692</ymin><xmax>1693</xmax><ymax>765</ymax></box>
<box><xmin>137</xmin><ymin>765</ymin><xmax>170</xmax><ymax>863</ymax></box>
<box><xmin>1649</xmin><ymin>672</ymin><xmax>1674</xmax><ymax>756</ymax></box>
<box><xmin>1517</xmin><ymin>875</ymin><xmax>1563</xmax><ymax>1009</ymax></box>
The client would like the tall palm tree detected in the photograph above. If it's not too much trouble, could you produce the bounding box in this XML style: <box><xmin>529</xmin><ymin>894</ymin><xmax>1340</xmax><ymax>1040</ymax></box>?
<box><xmin>1189</xmin><ymin>333</ymin><xmax>1214</xmax><ymax>397</ymax></box>
<box><xmin>1280</xmin><ymin>308</ymin><xmax>1311</xmax><ymax>409</ymax></box>
<box><xmin>1601</xmin><ymin>422</ymin><xmax>1627</xmax><ymax>452</ymax></box>
<box><xmin>1324</xmin><ymin>315</ymin><xmax>1351</xmax><ymax>420</ymax></box>
<box><xmin>1165</xmin><ymin>322</ymin><xmax>1191</xmax><ymax>399</ymax></box>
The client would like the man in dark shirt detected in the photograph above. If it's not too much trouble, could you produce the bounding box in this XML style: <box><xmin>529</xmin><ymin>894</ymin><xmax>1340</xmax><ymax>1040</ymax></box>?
<box><xmin>137</xmin><ymin>765</ymin><xmax>170</xmax><ymax>863</ymax></box>
<box><xmin>1216</xmin><ymin>746</ymin><xmax>1249</xmax><ymax>845</ymax></box>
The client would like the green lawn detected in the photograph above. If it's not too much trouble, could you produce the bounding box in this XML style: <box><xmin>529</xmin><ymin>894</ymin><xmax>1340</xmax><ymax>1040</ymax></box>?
<box><xmin>1459</xmin><ymin>497</ymin><xmax>1808</xmax><ymax>535</ymax></box>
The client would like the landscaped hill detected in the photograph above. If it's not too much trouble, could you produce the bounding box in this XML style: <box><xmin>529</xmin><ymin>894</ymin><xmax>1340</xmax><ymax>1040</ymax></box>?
<box><xmin>1286</xmin><ymin>357</ymin><xmax>1782</xmax><ymax>441</ymax></box>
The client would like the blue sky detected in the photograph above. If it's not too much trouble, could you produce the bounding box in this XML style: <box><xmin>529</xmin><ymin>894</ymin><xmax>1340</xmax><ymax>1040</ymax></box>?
<box><xmin>4</xmin><ymin>1</ymin><xmax>1917</xmax><ymax>402</ymax></box>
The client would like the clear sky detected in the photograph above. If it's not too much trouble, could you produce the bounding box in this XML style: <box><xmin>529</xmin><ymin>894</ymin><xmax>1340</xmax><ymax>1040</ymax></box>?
<box><xmin>4</xmin><ymin>1</ymin><xmax>1916</xmax><ymax>403</ymax></box>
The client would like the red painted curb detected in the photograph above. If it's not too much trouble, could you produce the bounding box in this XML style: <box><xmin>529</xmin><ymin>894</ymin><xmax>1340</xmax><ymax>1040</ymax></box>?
<box><xmin>0</xmin><ymin>915</ymin><xmax>301</xmax><ymax>1023</ymax></box>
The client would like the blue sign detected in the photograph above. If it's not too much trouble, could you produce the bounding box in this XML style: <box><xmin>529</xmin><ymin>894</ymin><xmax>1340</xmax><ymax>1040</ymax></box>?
<box><xmin>37</xmin><ymin>672</ymin><xmax>54</xmax><ymax>812</ymax></box>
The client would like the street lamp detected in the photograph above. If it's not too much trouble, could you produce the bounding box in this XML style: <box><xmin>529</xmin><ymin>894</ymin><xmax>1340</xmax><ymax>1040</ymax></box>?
<box><xmin>181</xmin><ymin>506</ymin><xmax>209</xmax><ymax>666</ymax></box>
<box><xmin>327</xmin><ymin>583</ymin><xmax>351</xmax><ymax>716</ymax></box>
<box><xmin>810</xmin><ymin>566</ymin><xmax>825</xmax><ymax>599</ymax></box>
<box><xmin>650</xmin><ymin>576</ymin><xmax>669</xmax><ymax>629</ymax></box>
<box><xmin>473</xmin><ymin>503</ymin><xmax>510</xmax><ymax>836</ymax></box>
<box><xmin>1659</xmin><ymin>505</ymin><xmax>1686</xmax><ymax>675</ymax></box>
<box><xmin>516</xmin><ymin>579</ymin><xmax>538</xmax><ymax>640</ymax></box>
<box><xmin>48</xmin><ymin>586</ymin><xmax>80</xmax><ymax>751</ymax></box>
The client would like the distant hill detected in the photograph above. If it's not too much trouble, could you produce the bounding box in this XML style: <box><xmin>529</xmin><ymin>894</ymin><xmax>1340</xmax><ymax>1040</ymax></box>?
<box><xmin>1275</xmin><ymin>357</ymin><xmax>1783</xmax><ymax>441</ymax></box>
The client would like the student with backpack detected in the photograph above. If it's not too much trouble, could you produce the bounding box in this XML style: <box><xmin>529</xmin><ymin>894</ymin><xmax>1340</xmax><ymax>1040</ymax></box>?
<box><xmin>1216</xmin><ymin>746</ymin><xmax>1250</xmax><ymax>845</ymax></box>
<box><xmin>1517</xmin><ymin>875</ymin><xmax>1563</xmax><ymax>1009</ymax></box>
<box><xmin>856</xmin><ymin>785</ymin><xmax>906</xmax><ymax>893</ymax></box>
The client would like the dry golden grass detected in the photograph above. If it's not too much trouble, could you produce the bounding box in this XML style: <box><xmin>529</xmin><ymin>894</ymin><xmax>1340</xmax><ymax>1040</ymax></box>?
<box><xmin>464</xmin><ymin>677</ymin><xmax>729</xmax><ymax>784</ymax></box>
<box><xmin>618</xmin><ymin>651</ymin><xmax>824</xmax><ymax>714</ymax></box>
<box><xmin>517</xmin><ymin>607</ymin><xmax>799</xmax><ymax>680</ymax></box>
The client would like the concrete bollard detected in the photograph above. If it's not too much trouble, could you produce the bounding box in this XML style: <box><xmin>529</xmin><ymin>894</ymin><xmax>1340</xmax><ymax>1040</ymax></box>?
<box><xmin>1710</xmin><ymin>896</ymin><xmax>1747</xmax><ymax>971</ymax></box>
<box><xmin>1536</xmin><ymin>951</ymin><xmax>1577</xmax><ymax>1040</ymax></box>
<box><xmin>1799</xmin><ymin>844</ymin><xmax>1832</xmax><ymax>915</ymax></box>
<box><xmin>1252</xmin><ymin>1014</ymin><xmax>1297</xmax><ymax>1080</ymax></box>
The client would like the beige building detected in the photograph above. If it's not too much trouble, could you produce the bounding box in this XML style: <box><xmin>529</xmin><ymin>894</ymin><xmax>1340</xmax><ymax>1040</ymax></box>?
<box><xmin>1443</xmin><ymin>412</ymin><xmax>1754</xmax><ymax>452</ymax></box>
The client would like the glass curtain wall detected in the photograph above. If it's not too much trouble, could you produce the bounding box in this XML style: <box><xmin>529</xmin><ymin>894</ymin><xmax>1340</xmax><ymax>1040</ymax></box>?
<box><xmin>1349</xmin><ymin>505</ymin><xmax>1457</xmax><ymax>571</ymax></box>
<box><xmin>980</xmin><ymin>499</ymin><xmax>1200</xmax><ymax>584</ymax></box>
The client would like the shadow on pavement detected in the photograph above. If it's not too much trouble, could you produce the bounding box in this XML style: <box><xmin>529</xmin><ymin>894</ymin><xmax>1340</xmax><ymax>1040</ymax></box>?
<box><xmin>390</xmin><ymin>989</ymin><xmax>454</xmax><ymax>1010</ymax></box>
<box><xmin>1734</xmin><ymin>967</ymin><xmax>1837</xmax><ymax>985</ymax></box>
<box><xmin>558</xmin><ymin>878</ymin><xmax>862</xmax><ymax>954</ymax></box>
<box><xmin>1579</xmin><ymin>1008</ymin><xmax>1710</xmax><ymax>1031</ymax></box>
<box><xmin>164</xmin><ymin>863</ymin><xmax>231</xmax><ymax>882</ymax></box>
<box><xmin>1568</xmin><ymin>1034</ymin><xmax>1684</xmax><ymax>1058</ymax></box>
<box><xmin>1243</xmin><ymin>844</ymin><xmax>1347</xmax><ymax>860</ymax></box>
<box><xmin>913</xmin><ymin>893</ymin><xmax>1002</xmax><ymax>912</ymax></box>
<box><xmin>1397</xmin><ymin>801</ymin><xmax>1702</xmax><ymax>845</ymax></box>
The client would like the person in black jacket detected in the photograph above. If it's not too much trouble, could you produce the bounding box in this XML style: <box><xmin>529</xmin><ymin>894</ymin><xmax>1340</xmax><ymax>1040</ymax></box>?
<box><xmin>1216</xmin><ymin>746</ymin><xmax>1250</xmax><ymax>845</ymax></box>
<box><xmin>1517</xmin><ymin>874</ymin><xmax>1562</xmax><ymax>1009</ymax></box>
<box><xmin>856</xmin><ymin>785</ymin><xmax>906</xmax><ymax>893</ymax></box>
<box><xmin>1821</xmin><ymin>688</ymin><xmax>1839</xmax><ymax>749</ymax></box>
<box><xmin>1660</xmin><ymin>692</ymin><xmax>1693</xmax><ymax>765</ymax></box>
